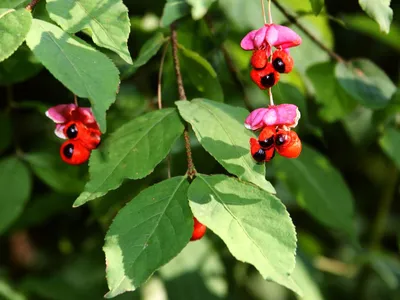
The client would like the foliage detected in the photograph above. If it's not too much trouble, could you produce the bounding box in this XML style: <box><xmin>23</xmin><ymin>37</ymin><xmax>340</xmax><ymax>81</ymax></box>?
<box><xmin>0</xmin><ymin>0</ymin><xmax>399</xmax><ymax>300</ymax></box>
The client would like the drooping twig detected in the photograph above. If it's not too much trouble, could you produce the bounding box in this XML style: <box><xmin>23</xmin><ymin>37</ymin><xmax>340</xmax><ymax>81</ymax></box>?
<box><xmin>170</xmin><ymin>23</ymin><xmax>196</xmax><ymax>178</ymax></box>
<box><xmin>26</xmin><ymin>0</ymin><xmax>40</xmax><ymax>11</ymax></box>
<box><xmin>271</xmin><ymin>0</ymin><xmax>345</xmax><ymax>63</ymax></box>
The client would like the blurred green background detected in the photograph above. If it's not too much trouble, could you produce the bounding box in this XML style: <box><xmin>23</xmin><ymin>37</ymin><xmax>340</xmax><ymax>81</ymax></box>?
<box><xmin>0</xmin><ymin>0</ymin><xmax>400</xmax><ymax>299</ymax></box>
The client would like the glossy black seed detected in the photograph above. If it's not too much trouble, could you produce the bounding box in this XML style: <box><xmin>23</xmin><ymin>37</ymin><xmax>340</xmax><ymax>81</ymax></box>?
<box><xmin>252</xmin><ymin>149</ymin><xmax>266</xmax><ymax>162</ymax></box>
<box><xmin>63</xmin><ymin>143</ymin><xmax>74</xmax><ymax>159</ymax></box>
<box><xmin>260</xmin><ymin>73</ymin><xmax>275</xmax><ymax>88</ymax></box>
<box><xmin>66</xmin><ymin>123</ymin><xmax>78</xmax><ymax>139</ymax></box>
<box><xmin>273</xmin><ymin>58</ymin><xmax>285</xmax><ymax>73</ymax></box>
<box><xmin>275</xmin><ymin>134</ymin><xmax>287</xmax><ymax>146</ymax></box>
<box><xmin>259</xmin><ymin>136</ymin><xmax>274</xmax><ymax>149</ymax></box>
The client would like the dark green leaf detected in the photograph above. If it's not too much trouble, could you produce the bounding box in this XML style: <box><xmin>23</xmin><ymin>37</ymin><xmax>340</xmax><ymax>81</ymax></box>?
<box><xmin>25</xmin><ymin>19</ymin><xmax>120</xmax><ymax>132</ymax></box>
<box><xmin>104</xmin><ymin>176</ymin><xmax>192</xmax><ymax>298</ymax></box>
<box><xmin>309</xmin><ymin>0</ymin><xmax>324</xmax><ymax>15</ymax></box>
<box><xmin>359</xmin><ymin>0</ymin><xmax>393</xmax><ymax>34</ymax></box>
<box><xmin>160</xmin><ymin>0</ymin><xmax>190</xmax><ymax>27</ymax></box>
<box><xmin>179</xmin><ymin>45</ymin><xmax>224</xmax><ymax>102</ymax></box>
<box><xmin>373</xmin><ymin>90</ymin><xmax>400</xmax><ymax>126</ymax></box>
<box><xmin>176</xmin><ymin>99</ymin><xmax>275</xmax><ymax>193</ymax></box>
<box><xmin>379</xmin><ymin>128</ymin><xmax>400</xmax><ymax>170</ymax></box>
<box><xmin>24</xmin><ymin>152</ymin><xmax>85</xmax><ymax>194</ymax></box>
<box><xmin>188</xmin><ymin>174</ymin><xmax>301</xmax><ymax>295</ymax></box>
<box><xmin>307</xmin><ymin>62</ymin><xmax>357</xmax><ymax>122</ymax></box>
<box><xmin>125</xmin><ymin>33</ymin><xmax>167</xmax><ymax>77</ymax></box>
<box><xmin>0</xmin><ymin>157</ymin><xmax>32</xmax><ymax>234</ymax></box>
<box><xmin>74</xmin><ymin>108</ymin><xmax>184</xmax><ymax>207</ymax></box>
<box><xmin>273</xmin><ymin>145</ymin><xmax>355</xmax><ymax>235</ymax></box>
<box><xmin>46</xmin><ymin>0</ymin><xmax>132</xmax><ymax>64</ymax></box>
<box><xmin>0</xmin><ymin>45</ymin><xmax>42</xmax><ymax>85</ymax></box>
<box><xmin>0</xmin><ymin>8</ymin><xmax>32</xmax><ymax>62</ymax></box>
<box><xmin>335</xmin><ymin>59</ymin><xmax>396</xmax><ymax>109</ymax></box>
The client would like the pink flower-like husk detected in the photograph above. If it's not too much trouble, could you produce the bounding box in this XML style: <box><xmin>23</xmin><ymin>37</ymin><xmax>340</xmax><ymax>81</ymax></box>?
<box><xmin>46</xmin><ymin>104</ymin><xmax>99</xmax><ymax>139</ymax></box>
<box><xmin>245</xmin><ymin>104</ymin><xmax>300</xmax><ymax>130</ymax></box>
<box><xmin>240</xmin><ymin>24</ymin><xmax>302</xmax><ymax>51</ymax></box>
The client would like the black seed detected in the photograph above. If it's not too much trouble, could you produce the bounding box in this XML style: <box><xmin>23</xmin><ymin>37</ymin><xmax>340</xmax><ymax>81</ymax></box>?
<box><xmin>253</xmin><ymin>149</ymin><xmax>266</xmax><ymax>162</ymax></box>
<box><xmin>260</xmin><ymin>73</ymin><xmax>275</xmax><ymax>88</ymax></box>
<box><xmin>66</xmin><ymin>123</ymin><xmax>78</xmax><ymax>139</ymax></box>
<box><xmin>275</xmin><ymin>134</ymin><xmax>286</xmax><ymax>146</ymax></box>
<box><xmin>273</xmin><ymin>58</ymin><xmax>285</xmax><ymax>73</ymax></box>
<box><xmin>63</xmin><ymin>143</ymin><xmax>74</xmax><ymax>159</ymax></box>
<box><xmin>259</xmin><ymin>136</ymin><xmax>274</xmax><ymax>149</ymax></box>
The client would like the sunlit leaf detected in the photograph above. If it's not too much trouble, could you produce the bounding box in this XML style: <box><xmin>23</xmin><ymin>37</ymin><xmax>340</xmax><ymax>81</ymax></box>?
<box><xmin>104</xmin><ymin>176</ymin><xmax>192</xmax><ymax>298</ymax></box>
<box><xmin>176</xmin><ymin>99</ymin><xmax>275</xmax><ymax>193</ymax></box>
<box><xmin>359</xmin><ymin>0</ymin><xmax>393</xmax><ymax>34</ymax></box>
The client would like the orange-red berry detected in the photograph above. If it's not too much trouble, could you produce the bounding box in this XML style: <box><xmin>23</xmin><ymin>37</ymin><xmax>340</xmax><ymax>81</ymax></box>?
<box><xmin>191</xmin><ymin>217</ymin><xmax>207</xmax><ymax>241</ymax></box>
<box><xmin>258</xmin><ymin>126</ymin><xmax>276</xmax><ymax>149</ymax></box>
<box><xmin>274</xmin><ymin>129</ymin><xmax>302</xmax><ymax>158</ymax></box>
<box><xmin>60</xmin><ymin>140</ymin><xmax>91</xmax><ymax>165</ymax></box>
<box><xmin>272</xmin><ymin>49</ymin><xmax>294</xmax><ymax>73</ymax></box>
<box><xmin>250</xmin><ymin>63</ymin><xmax>280</xmax><ymax>90</ymax></box>
<box><xmin>251</xmin><ymin>49</ymin><xmax>268</xmax><ymax>69</ymax></box>
<box><xmin>63</xmin><ymin>121</ymin><xmax>101</xmax><ymax>150</ymax></box>
<box><xmin>250</xmin><ymin>137</ymin><xmax>275</xmax><ymax>162</ymax></box>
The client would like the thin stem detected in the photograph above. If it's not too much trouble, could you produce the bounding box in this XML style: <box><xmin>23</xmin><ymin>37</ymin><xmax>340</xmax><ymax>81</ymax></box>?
<box><xmin>157</xmin><ymin>41</ymin><xmax>170</xmax><ymax>110</ymax></box>
<box><xmin>271</xmin><ymin>0</ymin><xmax>345</xmax><ymax>63</ymax></box>
<box><xmin>73</xmin><ymin>94</ymin><xmax>78</xmax><ymax>106</ymax></box>
<box><xmin>25</xmin><ymin>0</ymin><xmax>40</xmax><ymax>11</ymax></box>
<box><xmin>268</xmin><ymin>0</ymin><xmax>273</xmax><ymax>24</ymax></box>
<box><xmin>268</xmin><ymin>88</ymin><xmax>274</xmax><ymax>106</ymax></box>
<box><xmin>170</xmin><ymin>23</ymin><xmax>196</xmax><ymax>178</ymax></box>
<box><xmin>157</xmin><ymin>40</ymin><xmax>172</xmax><ymax>178</ymax></box>
<box><xmin>260</xmin><ymin>0</ymin><xmax>267</xmax><ymax>25</ymax></box>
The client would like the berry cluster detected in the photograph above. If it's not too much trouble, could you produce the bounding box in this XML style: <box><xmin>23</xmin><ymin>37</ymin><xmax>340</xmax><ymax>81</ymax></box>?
<box><xmin>250</xmin><ymin>49</ymin><xmax>293</xmax><ymax>90</ymax></box>
<box><xmin>46</xmin><ymin>104</ymin><xmax>101</xmax><ymax>165</ymax></box>
<box><xmin>250</xmin><ymin>126</ymin><xmax>301</xmax><ymax>163</ymax></box>
<box><xmin>60</xmin><ymin>121</ymin><xmax>101</xmax><ymax>165</ymax></box>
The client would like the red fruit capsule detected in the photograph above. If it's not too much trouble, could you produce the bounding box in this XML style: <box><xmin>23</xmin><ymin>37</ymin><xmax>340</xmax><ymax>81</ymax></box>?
<box><xmin>250</xmin><ymin>63</ymin><xmax>280</xmax><ymax>90</ymax></box>
<box><xmin>191</xmin><ymin>217</ymin><xmax>207</xmax><ymax>241</ymax></box>
<box><xmin>272</xmin><ymin>50</ymin><xmax>294</xmax><ymax>73</ymax></box>
<box><xmin>60</xmin><ymin>140</ymin><xmax>91</xmax><ymax>165</ymax></box>
<box><xmin>251</xmin><ymin>49</ymin><xmax>268</xmax><ymax>69</ymax></box>
<box><xmin>274</xmin><ymin>129</ymin><xmax>302</xmax><ymax>158</ymax></box>
<box><xmin>250</xmin><ymin>138</ymin><xmax>275</xmax><ymax>163</ymax></box>
<box><xmin>63</xmin><ymin>121</ymin><xmax>101</xmax><ymax>150</ymax></box>
<box><xmin>258</xmin><ymin>126</ymin><xmax>276</xmax><ymax>149</ymax></box>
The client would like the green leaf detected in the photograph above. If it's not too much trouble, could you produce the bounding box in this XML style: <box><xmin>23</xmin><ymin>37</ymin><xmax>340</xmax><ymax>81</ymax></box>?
<box><xmin>24</xmin><ymin>152</ymin><xmax>85</xmax><ymax>194</ymax></box>
<box><xmin>186</xmin><ymin>0</ymin><xmax>216</xmax><ymax>20</ymax></box>
<box><xmin>160</xmin><ymin>0</ymin><xmax>190</xmax><ymax>27</ymax></box>
<box><xmin>188</xmin><ymin>174</ymin><xmax>301</xmax><ymax>295</ymax></box>
<box><xmin>307</xmin><ymin>62</ymin><xmax>357</xmax><ymax>122</ymax></box>
<box><xmin>359</xmin><ymin>0</ymin><xmax>393</xmax><ymax>34</ymax></box>
<box><xmin>74</xmin><ymin>108</ymin><xmax>184</xmax><ymax>207</ymax></box>
<box><xmin>379</xmin><ymin>128</ymin><xmax>400</xmax><ymax>171</ymax></box>
<box><xmin>176</xmin><ymin>99</ymin><xmax>275</xmax><ymax>193</ymax></box>
<box><xmin>373</xmin><ymin>90</ymin><xmax>400</xmax><ymax>126</ymax></box>
<box><xmin>0</xmin><ymin>157</ymin><xmax>32</xmax><ymax>234</ymax></box>
<box><xmin>178</xmin><ymin>45</ymin><xmax>224</xmax><ymax>102</ymax></box>
<box><xmin>309</xmin><ymin>0</ymin><xmax>324</xmax><ymax>15</ymax></box>
<box><xmin>0</xmin><ymin>112</ymin><xmax>12</xmax><ymax>154</ymax></box>
<box><xmin>0</xmin><ymin>45</ymin><xmax>42</xmax><ymax>85</ymax></box>
<box><xmin>0</xmin><ymin>279</ymin><xmax>26</xmax><ymax>300</ymax></box>
<box><xmin>0</xmin><ymin>8</ymin><xmax>32</xmax><ymax>62</ymax></box>
<box><xmin>335</xmin><ymin>59</ymin><xmax>396</xmax><ymax>109</ymax></box>
<box><xmin>26</xmin><ymin>19</ymin><xmax>120</xmax><ymax>132</ymax></box>
<box><xmin>104</xmin><ymin>176</ymin><xmax>192</xmax><ymax>298</ymax></box>
<box><xmin>273</xmin><ymin>144</ymin><xmax>355</xmax><ymax>235</ymax></box>
<box><xmin>46</xmin><ymin>0</ymin><xmax>132</xmax><ymax>64</ymax></box>
<box><xmin>125</xmin><ymin>33</ymin><xmax>167</xmax><ymax>77</ymax></box>
<box><xmin>0</xmin><ymin>0</ymin><xmax>28</xmax><ymax>8</ymax></box>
